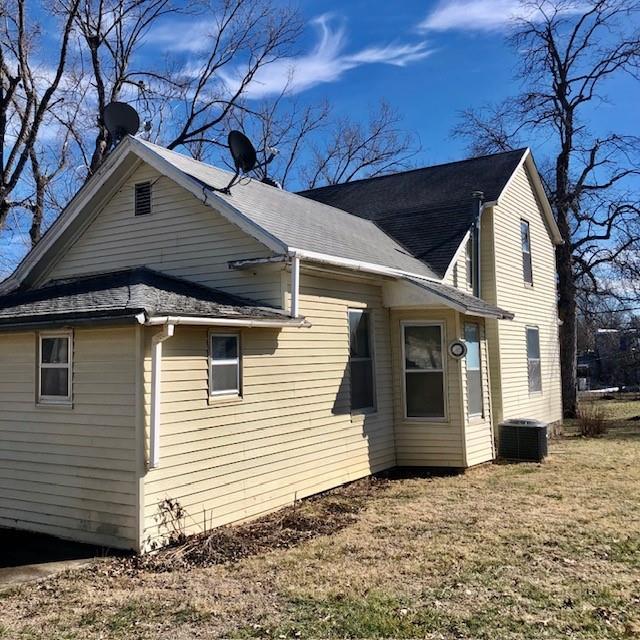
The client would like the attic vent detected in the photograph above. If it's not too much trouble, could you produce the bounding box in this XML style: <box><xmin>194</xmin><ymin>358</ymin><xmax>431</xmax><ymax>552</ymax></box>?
<box><xmin>135</xmin><ymin>182</ymin><xmax>152</xmax><ymax>216</ymax></box>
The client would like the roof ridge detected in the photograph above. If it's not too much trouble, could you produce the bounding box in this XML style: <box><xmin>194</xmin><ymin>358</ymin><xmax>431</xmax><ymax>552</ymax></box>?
<box><xmin>297</xmin><ymin>147</ymin><xmax>529</xmax><ymax>194</ymax></box>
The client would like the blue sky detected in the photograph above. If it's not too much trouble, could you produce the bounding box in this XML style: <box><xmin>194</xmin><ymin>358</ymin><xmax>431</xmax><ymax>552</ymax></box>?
<box><xmin>2</xmin><ymin>0</ymin><xmax>639</xmax><ymax>277</ymax></box>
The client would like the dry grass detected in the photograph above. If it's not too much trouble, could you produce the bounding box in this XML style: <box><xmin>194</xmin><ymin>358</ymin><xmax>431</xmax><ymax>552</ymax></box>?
<box><xmin>1</xmin><ymin>402</ymin><xmax>639</xmax><ymax>639</ymax></box>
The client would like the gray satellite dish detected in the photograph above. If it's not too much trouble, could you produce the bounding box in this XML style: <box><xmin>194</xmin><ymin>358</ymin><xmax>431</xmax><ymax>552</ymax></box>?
<box><xmin>228</xmin><ymin>130</ymin><xmax>257</xmax><ymax>174</ymax></box>
<box><xmin>104</xmin><ymin>102</ymin><xmax>140</xmax><ymax>147</ymax></box>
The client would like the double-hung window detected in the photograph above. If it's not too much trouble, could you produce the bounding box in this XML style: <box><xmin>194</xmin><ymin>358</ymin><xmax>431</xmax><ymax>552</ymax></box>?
<box><xmin>348</xmin><ymin>309</ymin><xmax>376</xmax><ymax>412</ymax></box>
<box><xmin>526</xmin><ymin>326</ymin><xmax>542</xmax><ymax>393</ymax></box>
<box><xmin>464</xmin><ymin>323</ymin><xmax>483</xmax><ymax>417</ymax></box>
<box><xmin>38</xmin><ymin>332</ymin><xmax>72</xmax><ymax>404</ymax></box>
<box><xmin>403</xmin><ymin>323</ymin><xmax>446</xmax><ymax>419</ymax></box>
<box><xmin>209</xmin><ymin>334</ymin><xmax>240</xmax><ymax>396</ymax></box>
<box><xmin>465</xmin><ymin>237</ymin><xmax>473</xmax><ymax>290</ymax></box>
<box><xmin>521</xmin><ymin>220</ymin><xmax>533</xmax><ymax>284</ymax></box>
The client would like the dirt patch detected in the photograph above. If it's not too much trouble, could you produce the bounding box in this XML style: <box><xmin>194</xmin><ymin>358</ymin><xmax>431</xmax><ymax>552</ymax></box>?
<box><xmin>113</xmin><ymin>476</ymin><xmax>389</xmax><ymax>574</ymax></box>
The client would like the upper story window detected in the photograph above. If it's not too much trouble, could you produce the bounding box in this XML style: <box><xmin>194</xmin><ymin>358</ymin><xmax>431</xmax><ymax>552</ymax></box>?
<box><xmin>209</xmin><ymin>334</ymin><xmax>240</xmax><ymax>396</ymax></box>
<box><xmin>521</xmin><ymin>219</ymin><xmax>533</xmax><ymax>284</ymax></box>
<box><xmin>526</xmin><ymin>326</ymin><xmax>542</xmax><ymax>393</ymax></box>
<box><xmin>135</xmin><ymin>182</ymin><xmax>152</xmax><ymax>216</ymax></box>
<box><xmin>348</xmin><ymin>309</ymin><xmax>376</xmax><ymax>412</ymax></box>
<box><xmin>465</xmin><ymin>237</ymin><xmax>473</xmax><ymax>290</ymax></box>
<box><xmin>403</xmin><ymin>323</ymin><xmax>446</xmax><ymax>419</ymax></box>
<box><xmin>38</xmin><ymin>331</ymin><xmax>73</xmax><ymax>404</ymax></box>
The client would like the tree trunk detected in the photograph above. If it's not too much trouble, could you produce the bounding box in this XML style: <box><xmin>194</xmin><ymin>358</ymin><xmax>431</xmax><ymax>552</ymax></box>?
<box><xmin>556</xmin><ymin>213</ymin><xmax>578</xmax><ymax>418</ymax></box>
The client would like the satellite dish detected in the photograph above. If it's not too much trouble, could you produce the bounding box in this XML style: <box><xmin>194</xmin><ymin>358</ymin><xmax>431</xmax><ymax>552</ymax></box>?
<box><xmin>228</xmin><ymin>130</ymin><xmax>257</xmax><ymax>174</ymax></box>
<box><xmin>104</xmin><ymin>102</ymin><xmax>140</xmax><ymax>147</ymax></box>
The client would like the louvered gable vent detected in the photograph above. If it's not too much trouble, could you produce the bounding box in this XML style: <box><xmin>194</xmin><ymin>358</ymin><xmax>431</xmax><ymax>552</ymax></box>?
<box><xmin>135</xmin><ymin>182</ymin><xmax>152</xmax><ymax>216</ymax></box>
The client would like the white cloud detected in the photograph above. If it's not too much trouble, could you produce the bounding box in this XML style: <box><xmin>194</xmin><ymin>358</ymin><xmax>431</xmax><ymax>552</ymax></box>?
<box><xmin>418</xmin><ymin>0</ymin><xmax>584</xmax><ymax>32</ymax></box>
<box><xmin>218</xmin><ymin>14</ymin><xmax>432</xmax><ymax>99</ymax></box>
<box><xmin>144</xmin><ymin>20</ymin><xmax>219</xmax><ymax>53</ymax></box>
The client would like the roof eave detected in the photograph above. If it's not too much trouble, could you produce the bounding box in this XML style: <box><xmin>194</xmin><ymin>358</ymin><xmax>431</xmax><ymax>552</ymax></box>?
<box><xmin>145</xmin><ymin>314</ymin><xmax>310</xmax><ymax>328</ymax></box>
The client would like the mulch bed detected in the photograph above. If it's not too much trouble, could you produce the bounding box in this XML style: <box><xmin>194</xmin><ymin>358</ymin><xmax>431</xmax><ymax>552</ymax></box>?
<box><xmin>106</xmin><ymin>475</ymin><xmax>389</xmax><ymax>575</ymax></box>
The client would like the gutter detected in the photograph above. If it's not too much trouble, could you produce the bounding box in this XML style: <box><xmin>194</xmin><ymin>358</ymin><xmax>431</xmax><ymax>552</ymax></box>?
<box><xmin>144</xmin><ymin>315</ymin><xmax>309</xmax><ymax>328</ymax></box>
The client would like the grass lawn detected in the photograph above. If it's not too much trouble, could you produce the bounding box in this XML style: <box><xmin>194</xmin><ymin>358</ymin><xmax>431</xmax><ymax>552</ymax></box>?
<box><xmin>1</xmin><ymin>398</ymin><xmax>639</xmax><ymax>639</ymax></box>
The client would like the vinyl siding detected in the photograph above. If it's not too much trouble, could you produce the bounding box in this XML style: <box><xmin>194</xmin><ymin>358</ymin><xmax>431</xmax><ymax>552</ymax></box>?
<box><xmin>0</xmin><ymin>327</ymin><xmax>139</xmax><ymax>548</ymax></box>
<box><xmin>390</xmin><ymin>308</ymin><xmax>466</xmax><ymax>467</ymax></box>
<box><xmin>460</xmin><ymin>316</ymin><xmax>494</xmax><ymax>466</ymax></box>
<box><xmin>487</xmin><ymin>166</ymin><xmax>562</xmax><ymax>426</ymax></box>
<box><xmin>141</xmin><ymin>271</ymin><xmax>395</xmax><ymax>544</ymax></box>
<box><xmin>44</xmin><ymin>163</ymin><xmax>282</xmax><ymax>306</ymax></box>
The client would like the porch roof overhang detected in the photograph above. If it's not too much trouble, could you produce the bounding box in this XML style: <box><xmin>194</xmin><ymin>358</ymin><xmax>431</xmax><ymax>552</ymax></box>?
<box><xmin>384</xmin><ymin>277</ymin><xmax>515</xmax><ymax>320</ymax></box>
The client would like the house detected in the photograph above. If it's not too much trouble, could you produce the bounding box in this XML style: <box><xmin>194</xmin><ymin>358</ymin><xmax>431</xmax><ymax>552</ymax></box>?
<box><xmin>0</xmin><ymin>138</ymin><xmax>563</xmax><ymax>551</ymax></box>
<box><xmin>579</xmin><ymin>328</ymin><xmax>640</xmax><ymax>389</ymax></box>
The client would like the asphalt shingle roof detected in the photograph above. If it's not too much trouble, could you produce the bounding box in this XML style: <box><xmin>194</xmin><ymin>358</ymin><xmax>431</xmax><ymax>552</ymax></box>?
<box><xmin>0</xmin><ymin>268</ymin><xmax>293</xmax><ymax>327</ymax></box>
<box><xmin>298</xmin><ymin>149</ymin><xmax>528</xmax><ymax>277</ymax></box>
<box><xmin>136</xmin><ymin>139</ymin><xmax>439</xmax><ymax>280</ymax></box>
<box><xmin>405</xmin><ymin>278</ymin><xmax>514</xmax><ymax>320</ymax></box>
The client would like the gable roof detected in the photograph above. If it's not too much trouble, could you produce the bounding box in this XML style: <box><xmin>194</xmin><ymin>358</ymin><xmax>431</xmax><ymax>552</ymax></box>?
<box><xmin>298</xmin><ymin>148</ymin><xmax>559</xmax><ymax>278</ymax></box>
<box><xmin>0</xmin><ymin>137</ymin><xmax>439</xmax><ymax>296</ymax></box>
<box><xmin>0</xmin><ymin>267</ymin><xmax>301</xmax><ymax>330</ymax></box>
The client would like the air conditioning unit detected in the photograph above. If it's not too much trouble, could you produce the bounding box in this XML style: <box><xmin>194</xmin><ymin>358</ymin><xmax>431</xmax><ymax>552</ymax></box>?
<box><xmin>498</xmin><ymin>418</ymin><xmax>548</xmax><ymax>462</ymax></box>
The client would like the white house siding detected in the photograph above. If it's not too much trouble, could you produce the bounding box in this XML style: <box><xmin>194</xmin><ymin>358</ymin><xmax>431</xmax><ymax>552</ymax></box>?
<box><xmin>488</xmin><ymin>166</ymin><xmax>563</xmax><ymax>426</ymax></box>
<box><xmin>459</xmin><ymin>316</ymin><xmax>495</xmax><ymax>466</ymax></box>
<box><xmin>44</xmin><ymin>163</ymin><xmax>282</xmax><ymax>306</ymax></box>
<box><xmin>0</xmin><ymin>327</ymin><xmax>139</xmax><ymax>548</ymax></box>
<box><xmin>141</xmin><ymin>271</ymin><xmax>395</xmax><ymax>544</ymax></box>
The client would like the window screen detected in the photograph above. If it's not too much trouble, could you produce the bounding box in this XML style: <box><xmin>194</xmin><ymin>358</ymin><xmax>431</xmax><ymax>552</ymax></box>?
<box><xmin>348</xmin><ymin>309</ymin><xmax>376</xmax><ymax>411</ymax></box>
<box><xmin>526</xmin><ymin>327</ymin><xmax>542</xmax><ymax>393</ymax></box>
<box><xmin>135</xmin><ymin>182</ymin><xmax>152</xmax><ymax>216</ymax></box>
<box><xmin>210</xmin><ymin>334</ymin><xmax>240</xmax><ymax>395</ymax></box>
<box><xmin>521</xmin><ymin>220</ymin><xmax>533</xmax><ymax>284</ymax></box>
<box><xmin>39</xmin><ymin>333</ymin><xmax>72</xmax><ymax>402</ymax></box>
<box><xmin>403</xmin><ymin>324</ymin><xmax>445</xmax><ymax>418</ymax></box>
<box><xmin>465</xmin><ymin>323</ymin><xmax>483</xmax><ymax>416</ymax></box>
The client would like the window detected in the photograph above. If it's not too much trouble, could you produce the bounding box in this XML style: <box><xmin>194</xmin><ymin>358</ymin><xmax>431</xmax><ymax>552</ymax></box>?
<box><xmin>135</xmin><ymin>182</ymin><xmax>152</xmax><ymax>216</ymax></box>
<box><xmin>38</xmin><ymin>332</ymin><xmax>72</xmax><ymax>404</ymax></box>
<box><xmin>521</xmin><ymin>220</ymin><xmax>533</xmax><ymax>284</ymax></box>
<box><xmin>348</xmin><ymin>309</ymin><xmax>376</xmax><ymax>412</ymax></box>
<box><xmin>209</xmin><ymin>334</ymin><xmax>240</xmax><ymax>396</ymax></box>
<box><xmin>465</xmin><ymin>237</ymin><xmax>473</xmax><ymax>289</ymax></box>
<box><xmin>526</xmin><ymin>326</ymin><xmax>542</xmax><ymax>393</ymax></box>
<box><xmin>403</xmin><ymin>323</ymin><xmax>445</xmax><ymax>419</ymax></box>
<box><xmin>465</xmin><ymin>323</ymin><xmax>483</xmax><ymax>417</ymax></box>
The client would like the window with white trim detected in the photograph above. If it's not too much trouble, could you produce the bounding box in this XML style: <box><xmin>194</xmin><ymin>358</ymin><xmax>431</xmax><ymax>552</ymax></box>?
<box><xmin>403</xmin><ymin>323</ymin><xmax>446</xmax><ymax>419</ymax></box>
<box><xmin>209</xmin><ymin>334</ymin><xmax>240</xmax><ymax>396</ymax></box>
<box><xmin>521</xmin><ymin>219</ymin><xmax>533</xmax><ymax>284</ymax></box>
<box><xmin>348</xmin><ymin>309</ymin><xmax>376</xmax><ymax>412</ymax></box>
<box><xmin>526</xmin><ymin>326</ymin><xmax>542</xmax><ymax>393</ymax></box>
<box><xmin>38</xmin><ymin>332</ymin><xmax>72</xmax><ymax>404</ymax></box>
<box><xmin>464</xmin><ymin>322</ymin><xmax>483</xmax><ymax>417</ymax></box>
<box><xmin>465</xmin><ymin>237</ymin><xmax>473</xmax><ymax>289</ymax></box>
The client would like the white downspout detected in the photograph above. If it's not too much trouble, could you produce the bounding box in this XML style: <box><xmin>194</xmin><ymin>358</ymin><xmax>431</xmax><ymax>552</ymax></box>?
<box><xmin>149</xmin><ymin>323</ymin><xmax>174</xmax><ymax>469</ymax></box>
<box><xmin>290</xmin><ymin>254</ymin><xmax>300</xmax><ymax>318</ymax></box>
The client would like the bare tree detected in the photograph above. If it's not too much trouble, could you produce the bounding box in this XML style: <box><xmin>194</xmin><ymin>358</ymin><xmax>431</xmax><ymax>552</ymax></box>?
<box><xmin>0</xmin><ymin>0</ymin><xmax>80</xmax><ymax>235</ymax></box>
<box><xmin>454</xmin><ymin>0</ymin><xmax>640</xmax><ymax>417</ymax></box>
<box><xmin>301</xmin><ymin>101</ymin><xmax>419</xmax><ymax>189</ymax></box>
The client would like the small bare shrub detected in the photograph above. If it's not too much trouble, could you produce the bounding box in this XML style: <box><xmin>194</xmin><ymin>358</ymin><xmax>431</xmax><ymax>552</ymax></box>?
<box><xmin>577</xmin><ymin>400</ymin><xmax>609</xmax><ymax>437</ymax></box>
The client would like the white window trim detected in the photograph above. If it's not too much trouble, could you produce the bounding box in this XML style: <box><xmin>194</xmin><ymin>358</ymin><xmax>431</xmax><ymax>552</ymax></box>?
<box><xmin>38</xmin><ymin>330</ymin><xmax>73</xmax><ymax>405</ymax></box>
<box><xmin>401</xmin><ymin>320</ymin><xmax>448</xmax><ymax>422</ymax></box>
<box><xmin>464</xmin><ymin>322</ymin><xmax>484</xmax><ymax>418</ymax></box>
<box><xmin>208</xmin><ymin>332</ymin><xmax>241</xmax><ymax>397</ymax></box>
<box><xmin>465</xmin><ymin>238</ymin><xmax>473</xmax><ymax>290</ymax></box>
<box><xmin>526</xmin><ymin>325</ymin><xmax>542</xmax><ymax>395</ymax></box>
<box><xmin>348</xmin><ymin>308</ymin><xmax>377</xmax><ymax>415</ymax></box>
